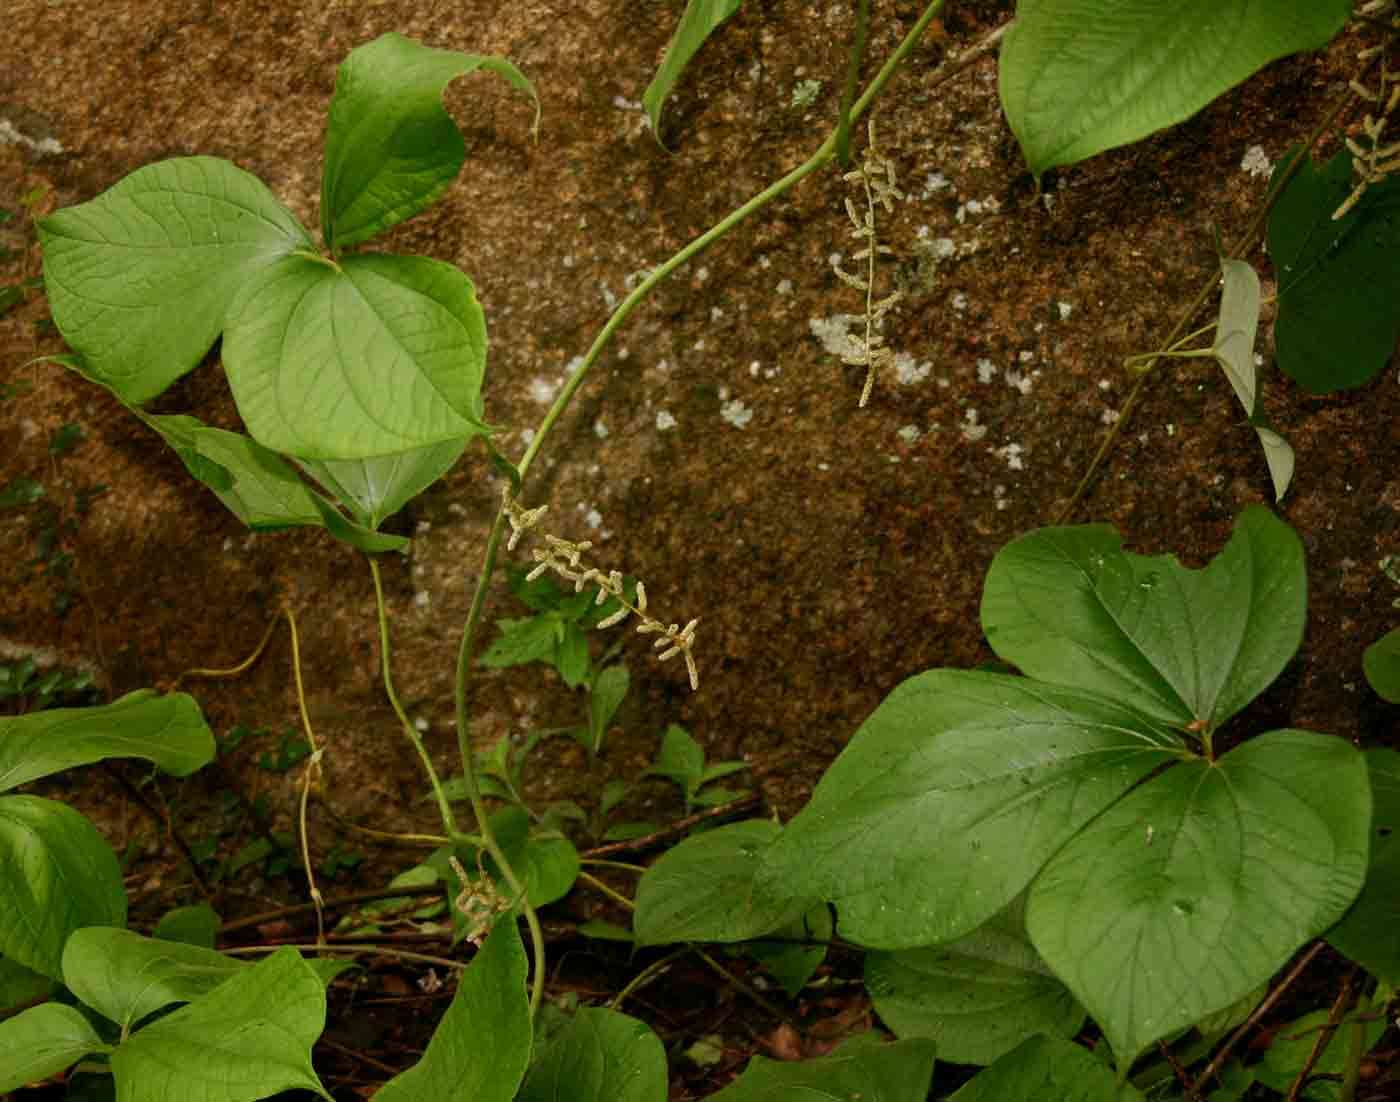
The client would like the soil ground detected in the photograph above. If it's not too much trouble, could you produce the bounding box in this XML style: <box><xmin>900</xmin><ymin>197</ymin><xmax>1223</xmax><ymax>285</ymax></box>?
<box><xmin>2</xmin><ymin>1</ymin><xmax>1398</xmax><ymax>1098</ymax></box>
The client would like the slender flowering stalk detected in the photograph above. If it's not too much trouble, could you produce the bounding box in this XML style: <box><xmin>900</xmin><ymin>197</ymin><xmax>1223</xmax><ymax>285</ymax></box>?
<box><xmin>1333</xmin><ymin>5</ymin><xmax>1400</xmax><ymax>219</ymax></box>
<box><xmin>832</xmin><ymin>117</ymin><xmax>905</xmax><ymax>406</ymax></box>
<box><xmin>502</xmin><ymin>489</ymin><xmax>701</xmax><ymax>691</ymax></box>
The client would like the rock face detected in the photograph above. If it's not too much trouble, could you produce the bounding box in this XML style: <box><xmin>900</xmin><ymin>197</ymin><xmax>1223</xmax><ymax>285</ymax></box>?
<box><xmin>1</xmin><ymin>0</ymin><xmax>1395</xmax><ymax>847</ymax></box>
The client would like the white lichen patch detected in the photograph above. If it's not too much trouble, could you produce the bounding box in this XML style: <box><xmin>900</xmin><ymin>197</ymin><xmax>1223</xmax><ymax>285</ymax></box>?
<box><xmin>656</xmin><ymin>410</ymin><xmax>677</xmax><ymax>431</ymax></box>
<box><xmin>960</xmin><ymin>409</ymin><xmax>988</xmax><ymax>442</ymax></box>
<box><xmin>897</xmin><ymin>424</ymin><xmax>922</xmax><ymax>444</ymax></box>
<box><xmin>720</xmin><ymin>399</ymin><xmax>754</xmax><ymax>428</ymax></box>
<box><xmin>1101</xmin><ymin>408</ymin><xmax>1120</xmax><ymax>425</ymax></box>
<box><xmin>0</xmin><ymin>119</ymin><xmax>63</xmax><ymax>155</ymax></box>
<box><xmin>529</xmin><ymin>376</ymin><xmax>560</xmax><ymax>404</ymax></box>
<box><xmin>1057</xmin><ymin>301</ymin><xmax>1074</xmax><ymax>320</ymax></box>
<box><xmin>809</xmin><ymin>314</ymin><xmax>864</xmax><ymax>359</ymax></box>
<box><xmin>593</xmin><ymin>419</ymin><xmax>609</xmax><ymax>439</ymax></box>
<box><xmin>951</xmin><ymin>291</ymin><xmax>969</xmax><ymax>312</ymax></box>
<box><xmin>993</xmin><ymin>442</ymin><xmax>1025</xmax><ymax>471</ymax></box>
<box><xmin>776</xmin><ymin>278</ymin><xmax>793</xmax><ymax>294</ymax></box>
<box><xmin>1240</xmin><ymin>145</ymin><xmax>1272</xmax><ymax>179</ymax></box>
<box><xmin>976</xmin><ymin>358</ymin><xmax>998</xmax><ymax>384</ymax></box>
<box><xmin>920</xmin><ymin>171</ymin><xmax>951</xmax><ymax>197</ymax></box>
<box><xmin>894</xmin><ymin>352</ymin><xmax>932</xmax><ymax>385</ymax></box>
<box><xmin>1005</xmin><ymin>369</ymin><xmax>1033</xmax><ymax>395</ymax></box>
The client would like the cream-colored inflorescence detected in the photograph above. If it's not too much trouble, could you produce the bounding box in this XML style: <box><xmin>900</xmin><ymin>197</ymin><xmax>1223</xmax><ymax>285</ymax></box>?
<box><xmin>500</xmin><ymin>488</ymin><xmax>700</xmax><ymax>690</ymax></box>
<box><xmin>1334</xmin><ymin>4</ymin><xmax>1400</xmax><ymax>219</ymax></box>
<box><xmin>832</xmin><ymin>118</ymin><xmax>906</xmax><ymax>407</ymax></box>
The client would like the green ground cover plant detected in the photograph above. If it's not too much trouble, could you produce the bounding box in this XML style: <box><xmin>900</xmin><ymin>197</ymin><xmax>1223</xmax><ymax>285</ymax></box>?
<box><xmin>3</xmin><ymin>0</ymin><xmax>1397</xmax><ymax>1098</ymax></box>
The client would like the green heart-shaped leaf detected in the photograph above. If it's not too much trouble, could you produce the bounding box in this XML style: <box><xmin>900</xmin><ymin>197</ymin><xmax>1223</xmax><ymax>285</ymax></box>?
<box><xmin>0</xmin><ymin>690</ymin><xmax>213</xmax><ymax>793</ymax></box>
<box><xmin>111</xmin><ymin>947</ymin><xmax>330</xmax><ymax>1102</ymax></box>
<box><xmin>0</xmin><ymin>795</ymin><xmax>126</xmax><ymax>979</ymax></box>
<box><xmin>634</xmin><ymin>820</ymin><xmax>814</xmax><ymax>946</ymax></box>
<box><xmin>518</xmin><ymin>1007</ymin><xmax>667</xmax><ymax>1102</ymax></box>
<box><xmin>63</xmin><ymin>928</ymin><xmax>246</xmax><ymax>1033</ymax></box>
<box><xmin>223</xmin><ymin>252</ymin><xmax>489</xmax><ymax>459</ymax></box>
<box><xmin>999</xmin><ymin>0</ymin><xmax>1349</xmax><ymax>179</ymax></box>
<box><xmin>758</xmin><ymin>671</ymin><xmax>1182</xmax><ymax>948</ymax></box>
<box><xmin>1327</xmin><ymin>748</ymin><xmax>1400</xmax><ymax>984</ymax></box>
<box><xmin>1027</xmin><ymin>730</ymin><xmax>1368</xmax><ymax>1065</ymax></box>
<box><xmin>375</xmin><ymin>920</ymin><xmax>531</xmax><ymax>1102</ymax></box>
<box><xmin>37</xmin><ymin>157</ymin><xmax>310</xmax><ymax>403</ymax></box>
<box><xmin>709</xmin><ymin>1033</ymin><xmax>937</xmax><ymax>1102</ymax></box>
<box><xmin>866</xmin><ymin>900</ymin><xmax>1085</xmax><ymax>1066</ymax></box>
<box><xmin>1270</xmin><ymin>148</ymin><xmax>1400</xmax><ymax>392</ymax></box>
<box><xmin>0</xmin><ymin>1003</ymin><xmax>107</xmax><ymax>1094</ymax></box>
<box><xmin>980</xmin><ymin>506</ymin><xmax>1305</xmax><ymax>730</ymax></box>
<box><xmin>948</xmin><ymin>1035</ymin><xmax>1143</xmax><ymax>1102</ymax></box>
<box><xmin>321</xmin><ymin>33</ymin><xmax>537</xmax><ymax>251</ymax></box>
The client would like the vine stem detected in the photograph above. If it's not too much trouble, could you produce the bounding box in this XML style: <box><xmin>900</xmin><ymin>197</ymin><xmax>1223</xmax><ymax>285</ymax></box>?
<box><xmin>1187</xmin><ymin>941</ymin><xmax>1326</xmax><ymax>1100</ymax></box>
<box><xmin>283</xmin><ymin>606</ymin><xmax>326</xmax><ymax>944</ymax></box>
<box><xmin>368</xmin><ymin>557</ymin><xmax>458</xmax><ymax>836</ymax></box>
<box><xmin>1055</xmin><ymin>61</ymin><xmax>1374</xmax><ymax>523</ymax></box>
<box><xmin>1285</xmin><ymin>968</ymin><xmax>1357</xmax><ymax>1102</ymax></box>
<box><xmin>450</xmin><ymin>0</ymin><xmax>953</xmax><ymax>1021</ymax></box>
<box><xmin>224</xmin><ymin>942</ymin><xmax>467</xmax><ymax>972</ymax></box>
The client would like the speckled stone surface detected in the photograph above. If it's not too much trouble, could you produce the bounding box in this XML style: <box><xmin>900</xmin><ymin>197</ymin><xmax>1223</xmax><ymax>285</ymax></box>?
<box><xmin>2</xmin><ymin>0</ymin><xmax>1396</xmax><ymax>849</ymax></box>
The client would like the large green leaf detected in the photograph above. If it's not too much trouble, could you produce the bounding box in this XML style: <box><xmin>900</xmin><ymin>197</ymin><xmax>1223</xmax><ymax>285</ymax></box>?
<box><xmin>1269</xmin><ymin>148</ymin><xmax>1400</xmax><ymax>392</ymax></box>
<box><xmin>1027</xmin><ymin>731</ymin><xmax>1369</xmax><ymax>1066</ymax></box>
<box><xmin>0</xmin><ymin>795</ymin><xmax>126</xmax><ymax>979</ymax></box>
<box><xmin>375</xmin><ymin>920</ymin><xmax>531</xmax><ymax>1102</ymax></box>
<box><xmin>948</xmin><ymin>1035</ymin><xmax>1143</xmax><ymax>1102</ymax></box>
<box><xmin>643</xmin><ymin>0</ymin><xmax>742</xmax><ymax>141</ymax></box>
<box><xmin>758</xmin><ymin>671</ymin><xmax>1182</xmax><ymax>949</ymax></box>
<box><xmin>63</xmin><ymin>928</ymin><xmax>246</xmax><ymax>1033</ymax></box>
<box><xmin>152</xmin><ymin>903</ymin><xmax>221</xmax><ymax>948</ymax></box>
<box><xmin>634</xmin><ymin>820</ymin><xmax>813</xmax><ymax>946</ymax></box>
<box><xmin>0</xmin><ymin>955</ymin><xmax>51</xmax><ymax>1012</ymax></box>
<box><xmin>980</xmin><ymin>506</ymin><xmax>1305</xmax><ymax>730</ymax></box>
<box><xmin>142</xmin><ymin>415</ymin><xmax>322</xmax><ymax>530</ymax></box>
<box><xmin>999</xmin><ymin>0</ymin><xmax>1349</xmax><ymax>179</ymax></box>
<box><xmin>223</xmin><ymin>252</ymin><xmax>489</xmax><ymax>460</ymax></box>
<box><xmin>298</xmin><ymin>436</ymin><xmax>467</xmax><ymax>529</ymax></box>
<box><xmin>1327</xmin><ymin>748</ymin><xmax>1400</xmax><ymax>984</ymax></box>
<box><xmin>708</xmin><ymin>1033</ymin><xmax>937</xmax><ymax>1102</ymax></box>
<box><xmin>110</xmin><ymin>948</ymin><xmax>329</xmax><ymax>1102</ymax></box>
<box><xmin>0</xmin><ymin>690</ymin><xmax>214</xmax><ymax>793</ymax></box>
<box><xmin>517</xmin><ymin>1007</ymin><xmax>667</xmax><ymax>1102</ymax></box>
<box><xmin>865</xmin><ymin>900</ymin><xmax>1085</xmax><ymax>1066</ymax></box>
<box><xmin>36</xmin><ymin>157</ymin><xmax>310</xmax><ymax>403</ymax></box>
<box><xmin>321</xmin><ymin>33</ymin><xmax>537</xmax><ymax>251</ymax></box>
<box><xmin>0</xmin><ymin>1002</ymin><xmax>107</xmax><ymax>1093</ymax></box>
<box><xmin>1363</xmin><ymin>628</ymin><xmax>1400</xmax><ymax>704</ymax></box>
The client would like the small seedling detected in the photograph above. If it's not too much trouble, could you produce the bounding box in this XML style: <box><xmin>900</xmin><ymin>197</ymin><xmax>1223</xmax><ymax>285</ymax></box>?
<box><xmin>641</xmin><ymin>724</ymin><xmax>749</xmax><ymax>813</ymax></box>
